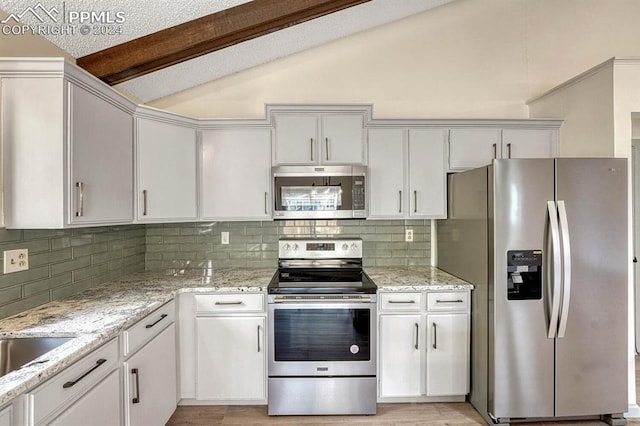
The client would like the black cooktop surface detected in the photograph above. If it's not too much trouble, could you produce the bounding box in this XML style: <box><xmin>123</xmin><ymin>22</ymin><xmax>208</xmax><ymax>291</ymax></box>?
<box><xmin>267</xmin><ymin>268</ymin><xmax>377</xmax><ymax>294</ymax></box>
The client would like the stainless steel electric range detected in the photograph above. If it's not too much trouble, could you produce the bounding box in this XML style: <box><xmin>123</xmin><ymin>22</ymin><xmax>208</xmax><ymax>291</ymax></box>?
<box><xmin>267</xmin><ymin>238</ymin><xmax>377</xmax><ymax>416</ymax></box>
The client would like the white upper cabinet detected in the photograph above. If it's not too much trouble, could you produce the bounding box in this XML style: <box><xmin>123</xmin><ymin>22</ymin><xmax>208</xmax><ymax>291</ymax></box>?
<box><xmin>448</xmin><ymin>124</ymin><xmax>561</xmax><ymax>171</ymax></box>
<box><xmin>368</xmin><ymin>128</ymin><xmax>447</xmax><ymax>219</ymax></box>
<box><xmin>0</xmin><ymin>59</ymin><xmax>136</xmax><ymax>228</ymax></box>
<box><xmin>136</xmin><ymin>112</ymin><xmax>197</xmax><ymax>222</ymax></box>
<box><xmin>448</xmin><ymin>128</ymin><xmax>502</xmax><ymax>171</ymax></box>
<box><xmin>200</xmin><ymin>127</ymin><xmax>272</xmax><ymax>220</ymax></box>
<box><xmin>70</xmin><ymin>83</ymin><xmax>133</xmax><ymax>225</ymax></box>
<box><xmin>270</xmin><ymin>106</ymin><xmax>368</xmax><ymax>165</ymax></box>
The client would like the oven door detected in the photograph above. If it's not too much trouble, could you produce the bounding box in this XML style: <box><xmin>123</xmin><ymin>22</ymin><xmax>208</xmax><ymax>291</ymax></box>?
<box><xmin>268</xmin><ymin>300</ymin><xmax>376</xmax><ymax>377</ymax></box>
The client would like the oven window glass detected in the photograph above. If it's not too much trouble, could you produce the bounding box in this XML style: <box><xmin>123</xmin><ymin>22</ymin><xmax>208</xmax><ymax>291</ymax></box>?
<box><xmin>274</xmin><ymin>308</ymin><xmax>370</xmax><ymax>361</ymax></box>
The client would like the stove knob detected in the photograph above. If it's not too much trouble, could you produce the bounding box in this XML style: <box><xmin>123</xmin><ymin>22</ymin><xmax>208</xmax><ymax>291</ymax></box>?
<box><xmin>283</xmin><ymin>243</ymin><xmax>291</xmax><ymax>251</ymax></box>
<box><xmin>350</xmin><ymin>243</ymin><xmax>359</xmax><ymax>251</ymax></box>
<box><xmin>342</xmin><ymin>243</ymin><xmax>349</xmax><ymax>251</ymax></box>
<box><xmin>292</xmin><ymin>243</ymin><xmax>299</xmax><ymax>251</ymax></box>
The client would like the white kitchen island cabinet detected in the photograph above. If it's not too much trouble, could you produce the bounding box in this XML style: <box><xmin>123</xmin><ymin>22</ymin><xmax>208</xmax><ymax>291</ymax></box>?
<box><xmin>368</xmin><ymin>128</ymin><xmax>447</xmax><ymax>219</ymax></box>
<box><xmin>270</xmin><ymin>105</ymin><xmax>369</xmax><ymax>166</ymax></box>
<box><xmin>135</xmin><ymin>110</ymin><xmax>198</xmax><ymax>222</ymax></box>
<box><xmin>377</xmin><ymin>290</ymin><xmax>470</xmax><ymax>402</ymax></box>
<box><xmin>123</xmin><ymin>301</ymin><xmax>177</xmax><ymax>426</ymax></box>
<box><xmin>0</xmin><ymin>58</ymin><xmax>136</xmax><ymax>229</ymax></box>
<box><xmin>200</xmin><ymin>127</ymin><xmax>272</xmax><ymax>221</ymax></box>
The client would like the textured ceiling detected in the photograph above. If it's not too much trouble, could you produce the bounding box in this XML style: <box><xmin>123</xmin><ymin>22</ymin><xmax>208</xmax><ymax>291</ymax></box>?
<box><xmin>1</xmin><ymin>0</ymin><xmax>454</xmax><ymax>102</ymax></box>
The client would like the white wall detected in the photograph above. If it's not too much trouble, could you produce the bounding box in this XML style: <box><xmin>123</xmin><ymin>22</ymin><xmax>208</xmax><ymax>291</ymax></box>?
<box><xmin>148</xmin><ymin>0</ymin><xmax>640</xmax><ymax>119</ymax></box>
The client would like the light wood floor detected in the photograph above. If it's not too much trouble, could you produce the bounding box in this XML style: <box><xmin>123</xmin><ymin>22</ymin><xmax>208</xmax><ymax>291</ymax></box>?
<box><xmin>165</xmin><ymin>357</ymin><xmax>640</xmax><ymax>425</ymax></box>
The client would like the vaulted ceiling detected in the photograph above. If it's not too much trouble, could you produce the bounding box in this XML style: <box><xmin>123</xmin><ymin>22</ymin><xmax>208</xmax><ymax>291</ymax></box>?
<box><xmin>0</xmin><ymin>0</ymin><xmax>455</xmax><ymax>102</ymax></box>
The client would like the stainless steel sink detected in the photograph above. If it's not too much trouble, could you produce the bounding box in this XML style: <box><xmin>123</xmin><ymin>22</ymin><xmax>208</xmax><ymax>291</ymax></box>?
<box><xmin>0</xmin><ymin>337</ymin><xmax>74</xmax><ymax>377</ymax></box>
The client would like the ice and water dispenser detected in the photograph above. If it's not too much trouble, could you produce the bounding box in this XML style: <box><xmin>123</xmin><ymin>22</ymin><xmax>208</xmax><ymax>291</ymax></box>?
<box><xmin>507</xmin><ymin>250</ymin><xmax>542</xmax><ymax>300</ymax></box>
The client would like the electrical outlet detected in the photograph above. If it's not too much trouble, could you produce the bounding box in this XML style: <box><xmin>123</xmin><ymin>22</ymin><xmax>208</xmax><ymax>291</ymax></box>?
<box><xmin>405</xmin><ymin>229</ymin><xmax>414</xmax><ymax>242</ymax></box>
<box><xmin>221</xmin><ymin>232</ymin><xmax>230</xmax><ymax>245</ymax></box>
<box><xmin>4</xmin><ymin>249</ymin><xmax>29</xmax><ymax>274</ymax></box>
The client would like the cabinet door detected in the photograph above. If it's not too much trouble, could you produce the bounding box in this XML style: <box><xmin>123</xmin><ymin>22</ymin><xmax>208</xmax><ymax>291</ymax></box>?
<box><xmin>200</xmin><ymin>128</ymin><xmax>271</xmax><ymax>220</ymax></box>
<box><xmin>501</xmin><ymin>128</ymin><xmax>556</xmax><ymax>159</ymax></box>
<box><xmin>448</xmin><ymin>128</ymin><xmax>501</xmax><ymax>170</ymax></box>
<box><xmin>379</xmin><ymin>314</ymin><xmax>423</xmax><ymax>397</ymax></box>
<box><xmin>368</xmin><ymin>128</ymin><xmax>406</xmax><ymax>218</ymax></box>
<box><xmin>136</xmin><ymin>118</ymin><xmax>197</xmax><ymax>221</ymax></box>
<box><xmin>196</xmin><ymin>316</ymin><xmax>265</xmax><ymax>401</ymax></box>
<box><xmin>272</xmin><ymin>114</ymin><xmax>318</xmax><ymax>165</ymax></box>
<box><xmin>321</xmin><ymin>114</ymin><xmax>365</xmax><ymax>164</ymax></box>
<box><xmin>125</xmin><ymin>324</ymin><xmax>177</xmax><ymax>426</ymax></box>
<box><xmin>408</xmin><ymin>129</ymin><xmax>447</xmax><ymax>218</ymax></box>
<box><xmin>426</xmin><ymin>314</ymin><xmax>469</xmax><ymax>396</ymax></box>
<box><xmin>69</xmin><ymin>83</ymin><xmax>133</xmax><ymax>224</ymax></box>
<box><xmin>50</xmin><ymin>370</ymin><xmax>121</xmax><ymax>426</ymax></box>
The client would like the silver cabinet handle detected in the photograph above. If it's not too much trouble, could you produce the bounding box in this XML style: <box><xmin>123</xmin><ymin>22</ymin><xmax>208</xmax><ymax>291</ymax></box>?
<box><xmin>131</xmin><ymin>368</ymin><xmax>141</xmax><ymax>404</ymax></box>
<box><xmin>435</xmin><ymin>299</ymin><xmax>464</xmax><ymax>303</ymax></box>
<box><xmin>145</xmin><ymin>313</ymin><xmax>167</xmax><ymax>329</ymax></box>
<box><xmin>432</xmin><ymin>322</ymin><xmax>437</xmax><ymax>349</ymax></box>
<box><xmin>398</xmin><ymin>190</ymin><xmax>402</xmax><ymax>213</ymax></box>
<box><xmin>257</xmin><ymin>324</ymin><xmax>261</xmax><ymax>352</ymax></box>
<box><xmin>215</xmin><ymin>301</ymin><xmax>243</xmax><ymax>305</ymax></box>
<box><xmin>142</xmin><ymin>189</ymin><xmax>148</xmax><ymax>216</ymax></box>
<box><xmin>388</xmin><ymin>300</ymin><xmax>416</xmax><ymax>304</ymax></box>
<box><xmin>507</xmin><ymin>143</ymin><xmax>512</xmax><ymax>158</ymax></box>
<box><xmin>546</xmin><ymin>201</ymin><xmax>562</xmax><ymax>339</ymax></box>
<box><xmin>325</xmin><ymin>137</ymin><xmax>329</xmax><ymax>161</ymax></box>
<box><xmin>75</xmin><ymin>182</ymin><xmax>84</xmax><ymax>217</ymax></box>
<box><xmin>414</xmin><ymin>323</ymin><xmax>419</xmax><ymax>350</ymax></box>
<box><xmin>264</xmin><ymin>192</ymin><xmax>268</xmax><ymax>215</ymax></box>
<box><xmin>557</xmin><ymin>200</ymin><xmax>572</xmax><ymax>338</ymax></box>
<box><xmin>310</xmin><ymin>138</ymin><xmax>314</xmax><ymax>161</ymax></box>
<box><xmin>414</xmin><ymin>190</ymin><xmax>418</xmax><ymax>213</ymax></box>
<box><xmin>63</xmin><ymin>358</ymin><xmax>106</xmax><ymax>388</ymax></box>
<box><xmin>492</xmin><ymin>143</ymin><xmax>497</xmax><ymax>159</ymax></box>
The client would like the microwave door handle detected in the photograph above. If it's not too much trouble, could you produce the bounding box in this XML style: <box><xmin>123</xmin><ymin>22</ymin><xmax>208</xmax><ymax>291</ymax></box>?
<box><xmin>546</xmin><ymin>201</ymin><xmax>562</xmax><ymax>339</ymax></box>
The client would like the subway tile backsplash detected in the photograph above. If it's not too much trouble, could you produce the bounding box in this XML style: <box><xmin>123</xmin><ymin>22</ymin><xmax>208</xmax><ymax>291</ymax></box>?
<box><xmin>145</xmin><ymin>219</ymin><xmax>431</xmax><ymax>271</ymax></box>
<box><xmin>0</xmin><ymin>220</ymin><xmax>430</xmax><ymax>319</ymax></box>
<box><xmin>0</xmin><ymin>226</ymin><xmax>145</xmax><ymax>319</ymax></box>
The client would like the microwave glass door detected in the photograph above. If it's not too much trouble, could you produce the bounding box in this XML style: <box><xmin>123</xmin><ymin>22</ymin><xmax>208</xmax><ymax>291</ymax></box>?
<box><xmin>275</xmin><ymin>176</ymin><xmax>354</xmax><ymax>212</ymax></box>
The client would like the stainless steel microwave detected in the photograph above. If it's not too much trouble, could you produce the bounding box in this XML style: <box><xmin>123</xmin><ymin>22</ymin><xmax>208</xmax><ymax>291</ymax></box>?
<box><xmin>272</xmin><ymin>165</ymin><xmax>367</xmax><ymax>219</ymax></box>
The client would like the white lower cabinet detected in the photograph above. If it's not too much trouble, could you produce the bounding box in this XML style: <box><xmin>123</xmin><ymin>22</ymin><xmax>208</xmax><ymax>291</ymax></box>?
<box><xmin>29</xmin><ymin>338</ymin><xmax>120</xmax><ymax>425</ymax></box>
<box><xmin>123</xmin><ymin>305</ymin><xmax>177</xmax><ymax>426</ymax></box>
<box><xmin>378</xmin><ymin>291</ymin><xmax>470</xmax><ymax>402</ymax></box>
<box><xmin>191</xmin><ymin>293</ymin><xmax>267</xmax><ymax>403</ymax></box>
<box><xmin>196</xmin><ymin>317</ymin><xmax>266</xmax><ymax>400</ymax></box>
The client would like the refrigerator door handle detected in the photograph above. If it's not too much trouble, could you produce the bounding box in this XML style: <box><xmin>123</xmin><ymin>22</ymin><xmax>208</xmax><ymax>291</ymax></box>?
<box><xmin>547</xmin><ymin>201</ymin><xmax>562</xmax><ymax>339</ymax></box>
<box><xmin>557</xmin><ymin>200</ymin><xmax>572</xmax><ymax>338</ymax></box>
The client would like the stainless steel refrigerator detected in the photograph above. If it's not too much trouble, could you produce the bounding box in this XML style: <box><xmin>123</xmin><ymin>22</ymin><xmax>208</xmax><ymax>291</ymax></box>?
<box><xmin>437</xmin><ymin>158</ymin><xmax>628</xmax><ymax>424</ymax></box>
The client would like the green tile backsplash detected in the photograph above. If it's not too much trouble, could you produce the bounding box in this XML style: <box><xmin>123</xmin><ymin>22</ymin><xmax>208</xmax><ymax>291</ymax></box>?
<box><xmin>0</xmin><ymin>225</ymin><xmax>145</xmax><ymax>319</ymax></box>
<box><xmin>0</xmin><ymin>220</ymin><xmax>431</xmax><ymax>319</ymax></box>
<box><xmin>145</xmin><ymin>219</ymin><xmax>431</xmax><ymax>271</ymax></box>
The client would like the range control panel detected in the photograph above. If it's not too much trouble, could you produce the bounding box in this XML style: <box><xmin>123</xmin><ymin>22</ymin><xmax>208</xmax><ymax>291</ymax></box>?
<box><xmin>507</xmin><ymin>250</ymin><xmax>542</xmax><ymax>300</ymax></box>
<box><xmin>278</xmin><ymin>239</ymin><xmax>363</xmax><ymax>259</ymax></box>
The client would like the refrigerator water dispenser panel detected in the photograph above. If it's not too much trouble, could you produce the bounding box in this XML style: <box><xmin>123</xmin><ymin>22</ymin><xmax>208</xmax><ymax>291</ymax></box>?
<box><xmin>507</xmin><ymin>250</ymin><xmax>542</xmax><ymax>300</ymax></box>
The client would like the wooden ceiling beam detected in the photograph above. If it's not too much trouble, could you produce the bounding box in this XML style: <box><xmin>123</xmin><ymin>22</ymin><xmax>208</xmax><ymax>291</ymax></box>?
<box><xmin>76</xmin><ymin>0</ymin><xmax>371</xmax><ymax>85</ymax></box>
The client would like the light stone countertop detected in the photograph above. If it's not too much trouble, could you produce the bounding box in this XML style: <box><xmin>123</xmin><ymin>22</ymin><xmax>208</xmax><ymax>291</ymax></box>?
<box><xmin>0</xmin><ymin>266</ymin><xmax>471</xmax><ymax>407</ymax></box>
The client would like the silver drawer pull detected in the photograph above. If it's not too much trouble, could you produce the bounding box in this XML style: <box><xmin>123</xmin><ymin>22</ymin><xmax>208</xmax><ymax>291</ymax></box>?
<box><xmin>435</xmin><ymin>299</ymin><xmax>464</xmax><ymax>303</ymax></box>
<box><xmin>215</xmin><ymin>301</ymin><xmax>243</xmax><ymax>305</ymax></box>
<box><xmin>142</xmin><ymin>189</ymin><xmax>148</xmax><ymax>216</ymax></box>
<box><xmin>63</xmin><ymin>359</ymin><xmax>106</xmax><ymax>389</ymax></box>
<box><xmin>432</xmin><ymin>322</ymin><xmax>437</xmax><ymax>349</ymax></box>
<box><xmin>388</xmin><ymin>300</ymin><xmax>416</xmax><ymax>304</ymax></box>
<box><xmin>75</xmin><ymin>181</ymin><xmax>84</xmax><ymax>217</ymax></box>
<box><xmin>131</xmin><ymin>368</ymin><xmax>141</xmax><ymax>404</ymax></box>
<box><xmin>414</xmin><ymin>323</ymin><xmax>419</xmax><ymax>350</ymax></box>
<box><xmin>145</xmin><ymin>313</ymin><xmax>168</xmax><ymax>329</ymax></box>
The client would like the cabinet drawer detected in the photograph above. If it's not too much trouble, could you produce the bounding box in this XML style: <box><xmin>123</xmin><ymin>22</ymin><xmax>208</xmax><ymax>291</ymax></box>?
<box><xmin>427</xmin><ymin>292</ymin><xmax>469</xmax><ymax>312</ymax></box>
<box><xmin>195</xmin><ymin>293</ymin><xmax>264</xmax><ymax>314</ymax></box>
<box><xmin>379</xmin><ymin>292</ymin><xmax>422</xmax><ymax>311</ymax></box>
<box><xmin>30</xmin><ymin>338</ymin><xmax>119</xmax><ymax>425</ymax></box>
<box><xmin>123</xmin><ymin>300</ymin><xmax>175</xmax><ymax>357</ymax></box>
